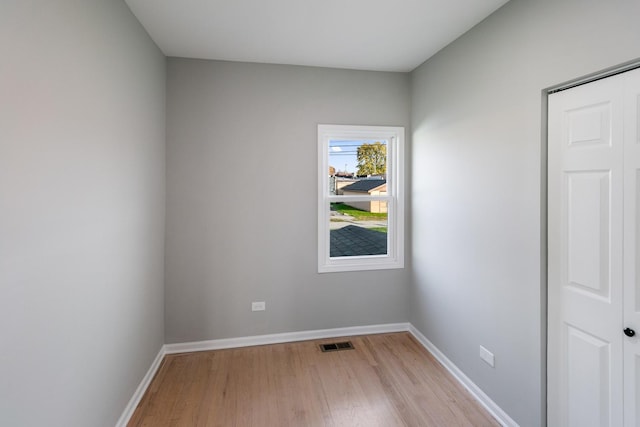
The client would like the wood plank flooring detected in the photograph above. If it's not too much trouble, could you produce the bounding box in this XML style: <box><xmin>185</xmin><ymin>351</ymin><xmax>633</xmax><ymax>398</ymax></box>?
<box><xmin>128</xmin><ymin>332</ymin><xmax>500</xmax><ymax>427</ymax></box>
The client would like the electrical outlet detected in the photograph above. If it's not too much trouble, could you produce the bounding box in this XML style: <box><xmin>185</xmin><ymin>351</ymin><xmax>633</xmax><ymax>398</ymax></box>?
<box><xmin>479</xmin><ymin>345</ymin><xmax>495</xmax><ymax>367</ymax></box>
<box><xmin>251</xmin><ymin>301</ymin><xmax>266</xmax><ymax>311</ymax></box>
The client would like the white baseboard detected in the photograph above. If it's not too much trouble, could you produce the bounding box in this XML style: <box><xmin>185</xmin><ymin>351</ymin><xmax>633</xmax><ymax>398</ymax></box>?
<box><xmin>164</xmin><ymin>322</ymin><xmax>411</xmax><ymax>354</ymax></box>
<box><xmin>408</xmin><ymin>324</ymin><xmax>519</xmax><ymax>427</ymax></box>
<box><xmin>115</xmin><ymin>344</ymin><xmax>166</xmax><ymax>427</ymax></box>
<box><xmin>118</xmin><ymin>323</ymin><xmax>517</xmax><ymax>427</ymax></box>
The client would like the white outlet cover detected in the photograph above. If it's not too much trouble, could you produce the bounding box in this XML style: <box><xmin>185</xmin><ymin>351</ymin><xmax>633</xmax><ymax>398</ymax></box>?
<box><xmin>479</xmin><ymin>345</ymin><xmax>495</xmax><ymax>367</ymax></box>
<box><xmin>251</xmin><ymin>301</ymin><xmax>266</xmax><ymax>311</ymax></box>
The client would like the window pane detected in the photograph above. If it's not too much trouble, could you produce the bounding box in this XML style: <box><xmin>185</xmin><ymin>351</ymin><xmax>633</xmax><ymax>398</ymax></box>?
<box><xmin>318</xmin><ymin>124</ymin><xmax>403</xmax><ymax>272</ymax></box>
<box><xmin>329</xmin><ymin>202</ymin><xmax>388</xmax><ymax>257</ymax></box>
<box><xmin>328</xmin><ymin>139</ymin><xmax>388</xmax><ymax>196</ymax></box>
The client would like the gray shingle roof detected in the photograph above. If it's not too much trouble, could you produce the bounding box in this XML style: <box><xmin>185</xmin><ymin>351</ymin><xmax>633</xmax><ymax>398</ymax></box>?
<box><xmin>330</xmin><ymin>225</ymin><xmax>387</xmax><ymax>257</ymax></box>
<box><xmin>341</xmin><ymin>179</ymin><xmax>386</xmax><ymax>193</ymax></box>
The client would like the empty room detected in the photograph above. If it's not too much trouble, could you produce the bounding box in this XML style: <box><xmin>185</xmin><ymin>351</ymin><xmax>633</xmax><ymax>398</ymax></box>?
<box><xmin>2</xmin><ymin>0</ymin><xmax>640</xmax><ymax>426</ymax></box>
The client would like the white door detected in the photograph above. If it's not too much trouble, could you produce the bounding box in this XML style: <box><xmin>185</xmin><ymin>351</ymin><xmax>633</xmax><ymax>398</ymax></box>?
<box><xmin>548</xmin><ymin>67</ymin><xmax>640</xmax><ymax>427</ymax></box>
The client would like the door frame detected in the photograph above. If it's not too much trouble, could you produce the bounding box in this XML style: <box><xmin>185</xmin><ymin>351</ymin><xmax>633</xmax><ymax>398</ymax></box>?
<box><xmin>543</xmin><ymin>58</ymin><xmax>640</xmax><ymax>426</ymax></box>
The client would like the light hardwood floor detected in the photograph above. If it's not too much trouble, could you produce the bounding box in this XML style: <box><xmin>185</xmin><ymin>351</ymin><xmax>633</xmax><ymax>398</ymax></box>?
<box><xmin>128</xmin><ymin>332</ymin><xmax>500</xmax><ymax>426</ymax></box>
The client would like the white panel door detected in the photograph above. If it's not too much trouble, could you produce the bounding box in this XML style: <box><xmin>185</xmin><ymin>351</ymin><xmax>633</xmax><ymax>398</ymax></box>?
<box><xmin>548</xmin><ymin>74</ymin><xmax>625</xmax><ymax>427</ymax></box>
<box><xmin>623</xmin><ymin>68</ymin><xmax>640</xmax><ymax>427</ymax></box>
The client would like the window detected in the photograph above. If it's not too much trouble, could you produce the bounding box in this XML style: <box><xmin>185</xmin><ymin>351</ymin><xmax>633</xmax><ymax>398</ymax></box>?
<box><xmin>318</xmin><ymin>124</ymin><xmax>404</xmax><ymax>273</ymax></box>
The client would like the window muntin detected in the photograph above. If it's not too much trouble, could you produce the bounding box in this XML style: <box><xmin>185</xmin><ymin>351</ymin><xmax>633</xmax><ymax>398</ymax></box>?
<box><xmin>318</xmin><ymin>125</ymin><xmax>404</xmax><ymax>273</ymax></box>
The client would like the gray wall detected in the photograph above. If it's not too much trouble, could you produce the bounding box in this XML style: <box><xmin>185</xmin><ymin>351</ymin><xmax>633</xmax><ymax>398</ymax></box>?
<box><xmin>0</xmin><ymin>1</ymin><xmax>166</xmax><ymax>426</ymax></box>
<box><xmin>165</xmin><ymin>59</ymin><xmax>410</xmax><ymax>343</ymax></box>
<box><xmin>410</xmin><ymin>0</ymin><xmax>640</xmax><ymax>425</ymax></box>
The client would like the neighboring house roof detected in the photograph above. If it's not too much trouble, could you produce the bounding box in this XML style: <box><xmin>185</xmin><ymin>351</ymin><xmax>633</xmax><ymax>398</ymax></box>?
<box><xmin>341</xmin><ymin>179</ymin><xmax>386</xmax><ymax>193</ymax></box>
<box><xmin>330</xmin><ymin>225</ymin><xmax>387</xmax><ymax>257</ymax></box>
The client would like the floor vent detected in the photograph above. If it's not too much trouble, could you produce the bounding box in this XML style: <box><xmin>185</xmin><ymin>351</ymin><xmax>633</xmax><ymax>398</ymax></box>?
<box><xmin>319</xmin><ymin>341</ymin><xmax>355</xmax><ymax>352</ymax></box>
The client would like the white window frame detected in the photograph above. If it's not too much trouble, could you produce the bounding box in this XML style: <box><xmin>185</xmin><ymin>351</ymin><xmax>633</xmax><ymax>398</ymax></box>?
<box><xmin>318</xmin><ymin>124</ymin><xmax>404</xmax><ymax>273</ymax></box>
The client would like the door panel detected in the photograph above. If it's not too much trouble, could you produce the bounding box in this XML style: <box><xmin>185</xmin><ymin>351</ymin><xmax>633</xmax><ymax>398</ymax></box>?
<box><xmin>548</xmin><ymin>73</ymin><xmax>625</xmax><ymax>427</ymax></box>
<box><xmin>565</xmin><ymin>171</ymin><xmax>610</xmax><ymax>296</ymax></box>
<box><xmin>566</xmin><ymin>325</ymin><xmax>611</xmax><ymax>427</ymax></box>
<box><xmin>567</xmin><ymin>101</ymin><xmax>611</xmax><ymax>147</ymax></box>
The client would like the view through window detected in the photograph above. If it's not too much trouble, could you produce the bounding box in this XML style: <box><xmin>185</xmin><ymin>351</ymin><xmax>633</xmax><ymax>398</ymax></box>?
<box><xmin>318</xmin><ymin>125</ymin><xmax>404</xmax><ymax>273</ymax></box>
<box><xmin>328</xmin><ymin>139</ymin><xmax>388</xmax><ymax>257</ymax></box>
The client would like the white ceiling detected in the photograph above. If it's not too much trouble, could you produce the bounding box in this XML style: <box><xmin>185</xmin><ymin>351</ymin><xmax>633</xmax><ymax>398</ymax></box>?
<box><xmin>125</xmin><ymin>0</ymin><xmax>509</xmax><ymax>72</ymax></box>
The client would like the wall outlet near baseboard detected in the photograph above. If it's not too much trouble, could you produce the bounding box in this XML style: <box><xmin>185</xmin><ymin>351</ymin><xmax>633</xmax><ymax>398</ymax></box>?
<box><xmin>479</xmin><ymin>345</ymin><xmax>495</xmax><ymax>367</ymax></box>
<box><xmin>251</xmin><ymin>301</ymin><xmax>266</xmax><ymax>311</ymax></box>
